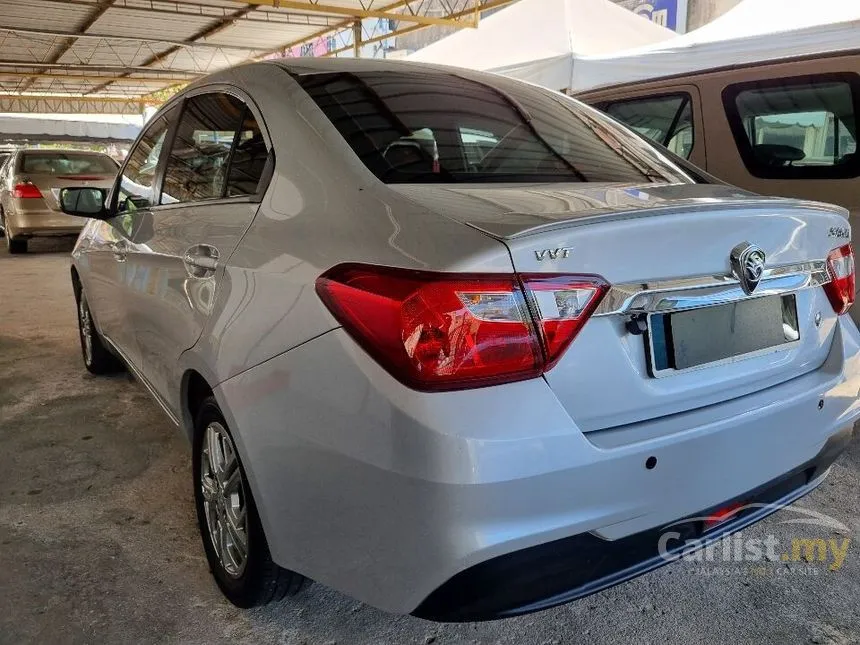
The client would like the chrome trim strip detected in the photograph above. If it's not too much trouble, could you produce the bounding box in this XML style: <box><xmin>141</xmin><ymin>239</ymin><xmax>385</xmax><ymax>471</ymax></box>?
<box><xmin>594</xmin><ymin>261</ymin><xmax>830</xmax><ymax>316</ymax></box>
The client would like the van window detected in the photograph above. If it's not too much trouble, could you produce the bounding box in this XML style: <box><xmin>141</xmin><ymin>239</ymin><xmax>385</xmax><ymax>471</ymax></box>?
<box><xmin>604</xmin><ymin>94</ymin><xmax>694</xmax><ymax>159</ymax></box>
<box><xmin>724</xmin><ymin>76</ymin><xmax>860</xmax><ymax>179</ymax></box>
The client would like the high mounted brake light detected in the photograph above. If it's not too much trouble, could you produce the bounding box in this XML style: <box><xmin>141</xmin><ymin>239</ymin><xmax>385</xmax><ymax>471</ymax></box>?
<box><xmin>824</xmin><ymin>244</ymin><xmax>855</xmax><ymax>316</ymax></box>
<box><xmin>315</xmin><ymin>264</ymin><xmax>607</xmax><ymax>391</ymax></box>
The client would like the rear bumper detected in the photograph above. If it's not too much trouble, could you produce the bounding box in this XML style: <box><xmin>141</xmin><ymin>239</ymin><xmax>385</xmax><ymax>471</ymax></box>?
<box><xmin>6</xmin><ymin>204</ymin><xmax>84</xmax><ymax>237</ymax></box>
<box><xmin>214</xmin><ymin>317</ymin><xmax>860</xmax><ymax>617</ymax></box>
<box><xmin>413</xmin><ymin>426</ymin><xmax>850</xmax><ymax>621</ymax></box>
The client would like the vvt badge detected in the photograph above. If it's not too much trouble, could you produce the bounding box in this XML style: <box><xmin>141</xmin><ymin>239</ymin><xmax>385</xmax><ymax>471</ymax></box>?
<box><xmin>730</xmin><ymin>242</ymin><xmax>766</xmax><ymax>295</ymax></box>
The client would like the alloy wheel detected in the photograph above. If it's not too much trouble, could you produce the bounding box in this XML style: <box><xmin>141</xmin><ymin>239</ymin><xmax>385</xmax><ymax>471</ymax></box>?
<box><xmin>201</xmin><ymin>422</ymin><xmax>249</xmax><ymax>578</ymax></box>
<box><xmin>78</xmin><ymin>299</ymin><xmax>93</xmax><ymax>366</ymax></box>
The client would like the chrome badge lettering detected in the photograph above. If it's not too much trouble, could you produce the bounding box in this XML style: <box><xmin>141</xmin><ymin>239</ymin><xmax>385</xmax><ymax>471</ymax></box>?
<box><xmin>534</xmin><ymin>247</ymin><xmax>573</xmax><ymax>261</ymax></box>
<box><xmin>829</xmin><ymin>226</ymin><xmax>850</xmax><ymax>240</ymax></box>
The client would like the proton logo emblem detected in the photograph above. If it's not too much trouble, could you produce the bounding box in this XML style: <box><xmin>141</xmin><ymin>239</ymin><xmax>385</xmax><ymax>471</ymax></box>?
<box><xmin>730</xmin><ymin>242</ymin><xmax>766</xmax><ymax>295</ymax></box>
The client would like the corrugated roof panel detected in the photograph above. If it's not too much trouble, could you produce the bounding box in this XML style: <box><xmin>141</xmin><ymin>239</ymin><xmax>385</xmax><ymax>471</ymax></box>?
<box><xmin>205</xmin><ymin>21</ymin><xmax>324</xmax><ymax>50</ymax></box>
<box><xmin>0</xmin><ymin>0</ymin><xmax>97</xmax><ymax>31</ymax></box>
<box><xmin>90</xmin><ymin>7</ymin><xmax>216</xmax><ymax>42</ymax></box>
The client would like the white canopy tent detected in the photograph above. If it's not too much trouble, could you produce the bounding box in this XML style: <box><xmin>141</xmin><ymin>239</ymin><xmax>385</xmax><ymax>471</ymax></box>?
<box><xmin>407</xmin><ymin>0</ymin><xmax>675</xmax><ymax>91</ymax></box>
<box><xmin>574</xmin><ymin>0</ymin><xmax>860</xmax><ymax>91</ymax></box>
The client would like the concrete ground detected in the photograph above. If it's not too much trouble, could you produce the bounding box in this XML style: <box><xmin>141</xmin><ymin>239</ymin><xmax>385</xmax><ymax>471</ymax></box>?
<box><xmin>1</xmin><ymin>238</ymin><xmax>859</xmax><ymax>645</ymax></box>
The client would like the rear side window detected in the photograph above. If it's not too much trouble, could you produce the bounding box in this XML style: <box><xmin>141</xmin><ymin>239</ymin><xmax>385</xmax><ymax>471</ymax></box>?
<box><xmin>723</xmin><ymin>75</ymin><xmax>860</xmax><ymax>179</ymax></box>
<box><xmin>226</xmin><ymin>110</ymin><xmax>268</xmax><ymax>197</ymax></box>
<box><xmin>20</xmin><ymin>152</ymin><xmax>117</xmax><ymax>175</ymax></box>
<box><xmin>296</xmin><ymin>71</ymin><xmax>689</xmax><ymax>184</ymax></box>
<box><xmin>160</xmin><ymin>93</ymin><xmax>267</xmax><ymax>204</ymax></box>
<box><xmin>604</xmin><ymin>94</ymin><xmax>694</xmax><ymax>159</ymax></box>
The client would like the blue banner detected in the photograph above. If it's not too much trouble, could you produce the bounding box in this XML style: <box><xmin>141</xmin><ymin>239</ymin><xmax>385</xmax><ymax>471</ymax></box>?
<box><xmin>629</xmin><ymin>0</ymin><xmax>688</xmax><ymax>33</ymax></box>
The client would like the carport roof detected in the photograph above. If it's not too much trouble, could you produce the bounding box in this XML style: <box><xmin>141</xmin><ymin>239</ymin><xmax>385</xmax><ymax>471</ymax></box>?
<box><xmin>0</xmin><ymin>0</ymin><xmax>512</xmax><ymax>114</ymax></box>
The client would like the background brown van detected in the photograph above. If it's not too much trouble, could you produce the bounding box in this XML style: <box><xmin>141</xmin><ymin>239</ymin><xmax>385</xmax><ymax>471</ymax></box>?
<box><xmin>576</xmin><ymin>50</ymin><xmax>860</xmax><ymax>233</ymax></box>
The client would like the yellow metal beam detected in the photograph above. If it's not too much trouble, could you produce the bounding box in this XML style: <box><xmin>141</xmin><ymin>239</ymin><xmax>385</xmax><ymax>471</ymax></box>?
<box><xmin>244</xmin><ymin>0</ymin><xmax>478</xmax><ymax>28</ymax></box>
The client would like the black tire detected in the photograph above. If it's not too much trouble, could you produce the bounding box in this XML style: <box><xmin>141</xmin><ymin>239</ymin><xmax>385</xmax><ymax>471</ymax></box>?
<box><xmin>193</xmin><ymin>396</ymin><xmax>307</xmax><ymax>607</ymax></box>
<box><xmin>75</xmin><ymin>288</ymin><xmax>123</xmax><ymax>374</ymax></box>
<box><xmin>6</xmin><ymin>235</ymin><xmax>26</xmax><ymax>254</ymax></box>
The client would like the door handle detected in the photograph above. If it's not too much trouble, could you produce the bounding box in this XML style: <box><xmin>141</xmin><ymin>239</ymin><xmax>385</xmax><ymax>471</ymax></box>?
<box><xmin>183</xmin><ymin>244</ymin><xmax>220</xmax><ymax>278</ymax></box>
<box><xmin>112</xmin><ymin>239</ymin><xmax>128</xmax><ymax>262</ymax></box>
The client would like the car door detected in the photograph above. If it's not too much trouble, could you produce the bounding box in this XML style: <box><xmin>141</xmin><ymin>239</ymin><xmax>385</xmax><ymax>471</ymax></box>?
<box><xmin>83</xmin><ymin>106</ymin><xmax>177</xmax><ymax>356</ymax></box>
<box><xmin>122</xmin><ymin>89</ymin><xmax>270</xmax><ymax>414</ymax></box>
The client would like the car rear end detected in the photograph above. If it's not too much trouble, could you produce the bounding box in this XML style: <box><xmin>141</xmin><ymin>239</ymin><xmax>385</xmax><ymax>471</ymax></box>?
<box><xmin>5</xmin><ymin>150</ymin><xmax>117</xmax><ymax>241</ymax></box>
<box><xmin>214</xmin><ymin>63</ymin><xmax>860</xmax><ymax>620</ymax></box>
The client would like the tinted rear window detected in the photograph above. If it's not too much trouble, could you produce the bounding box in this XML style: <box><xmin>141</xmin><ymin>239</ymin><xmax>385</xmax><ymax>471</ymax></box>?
<box><xmin>296</xmin><ymin>70</ymin><xmax>689</xmax><ymax>184</ymax></box>
<box><xmin>20</xmin><ymin>153</ymin><xmax>117</xmax><ymax>175</ymax></box>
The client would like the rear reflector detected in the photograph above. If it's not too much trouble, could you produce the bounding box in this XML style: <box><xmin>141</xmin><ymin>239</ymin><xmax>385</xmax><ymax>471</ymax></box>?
<box><xmin>703</xmin><ymin>501</ymin><xmax>744</xmax><ymax>531</ymax></box>
<box><xmin>824</xmin><ymin>244</ymin><xmax>855</xmax><ymax>315</ymax></box>
<box><xmin>12</xmin><ymin>183</ymin><xmax>42</xmax><ymax>199</ymax></box>
<box><xmin>316</xmin><ymin>264</ymin><xmax>607</xmax><ymax>391</ymax></box>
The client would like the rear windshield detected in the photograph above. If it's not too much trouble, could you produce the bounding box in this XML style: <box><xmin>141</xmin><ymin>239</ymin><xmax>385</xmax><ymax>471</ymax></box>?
<box><xmin>19</xmin><ymin>152</ymin><xmax>117</xmax><ymax>175</ymax></box>
<box><xmin>296</xmin><ymin>70</ymin><xmax>690</xmax><ymax>184</ymax></box>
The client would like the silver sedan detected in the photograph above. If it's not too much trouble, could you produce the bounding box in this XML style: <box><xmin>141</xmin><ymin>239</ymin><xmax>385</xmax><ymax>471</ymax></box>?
<box><xmin>62</xmin><ymin>58</ymin><xmax>860</xmax><ymax>621</ymax></box>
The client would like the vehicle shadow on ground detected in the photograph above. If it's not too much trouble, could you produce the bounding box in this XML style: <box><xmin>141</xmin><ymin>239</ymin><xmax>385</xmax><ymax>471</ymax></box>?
<box><xmin>1</xmin><ymin>237</ymin><xmax>76</xmax><ymax>256</ymax></box>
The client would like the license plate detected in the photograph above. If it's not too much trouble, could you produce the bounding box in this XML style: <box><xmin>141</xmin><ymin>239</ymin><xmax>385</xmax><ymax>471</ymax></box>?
<box><xmin>647</xmin><ymin>294</ymin><xmax>799</xmax><ymax>376</ymax></box>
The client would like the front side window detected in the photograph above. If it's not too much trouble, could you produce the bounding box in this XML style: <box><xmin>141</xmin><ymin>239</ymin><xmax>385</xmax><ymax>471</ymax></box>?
<box><xmin>724</xmin><ymin>76</ymin><xmax>859</xmax><ymax>178</ymax></box>
<box><xmin>160</xmin><ymin>93</ymin><xmax>247</xmax><ymax>204</ymax></box>
<box><xmin>116</xmin><ymin>105</ymin><xmax>177</xmax><ymax>213</ymax></box>
<box><xmin>296</xmin><ymin>71</ymin><xmax>690</xmax><ymax>184</ymax></box>
<box><xmin>605</xmin><ymin>94</ymin><xmax>694</xmax><ymax>159</ymax></box>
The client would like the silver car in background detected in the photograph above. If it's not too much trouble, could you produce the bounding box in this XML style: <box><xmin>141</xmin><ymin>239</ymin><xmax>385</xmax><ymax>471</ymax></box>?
<box><xmin>0</xmin><ymin>149</ymin><xmax>117</xmax><ymax>253</ymax></box>
<box><xmin>62</xmin><ymin>59</ymin><xmax>860</xmax><ymax>621</ymax></box>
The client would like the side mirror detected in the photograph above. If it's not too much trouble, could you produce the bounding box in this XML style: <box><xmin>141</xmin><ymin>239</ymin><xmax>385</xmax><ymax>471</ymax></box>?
<box><xmin>59</xmin><ymin>187</ymin><xmax>110</xmax><ymax>219</ymax></box>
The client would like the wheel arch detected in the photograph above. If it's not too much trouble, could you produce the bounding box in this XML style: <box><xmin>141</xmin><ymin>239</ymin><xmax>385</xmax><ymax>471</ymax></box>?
<box><xmin>182</xmin><ymin>369</ymin><xmax>214</xmax><ymax>442</ymax></box>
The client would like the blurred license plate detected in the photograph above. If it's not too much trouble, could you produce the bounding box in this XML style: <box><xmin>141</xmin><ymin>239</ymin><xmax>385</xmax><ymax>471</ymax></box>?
<box><xmin>647</xmin><ymin>294</ymin><xmax>799</xmax><ymax>376</ymax></box>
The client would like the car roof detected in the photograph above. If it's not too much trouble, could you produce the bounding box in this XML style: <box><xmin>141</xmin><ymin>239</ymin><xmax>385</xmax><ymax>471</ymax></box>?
<box><xmin>183</xmin><ymin>58</ymin><xmax>503</xmax><ymax>94</ymax></box>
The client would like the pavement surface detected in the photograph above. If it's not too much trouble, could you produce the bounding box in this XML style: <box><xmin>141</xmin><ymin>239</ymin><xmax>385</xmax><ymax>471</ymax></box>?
<box><xmin>1</xmin><ymin>238</ymin><xmax>859</xmax><ymax>645</ymax></box>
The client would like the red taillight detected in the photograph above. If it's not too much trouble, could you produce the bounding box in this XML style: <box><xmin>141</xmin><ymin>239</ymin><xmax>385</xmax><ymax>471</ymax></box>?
<box><xmin>521</xmin><ymin>274</ymin><xmax>610</xmax><ymax>369</ymax></box>
<box><xmin>12</xmin><ymin>183</ymin><xmax>42</xmax><ymax>199</ymax></box>
<box><xmin>824</xmin><ymin>244</ymin><xmax>855</xmax><ymax>315</ymax></box>
<box><xmin>316</xmin><ymin>264</ymin><xmax>607</xmax><ymax>391</ymax></box>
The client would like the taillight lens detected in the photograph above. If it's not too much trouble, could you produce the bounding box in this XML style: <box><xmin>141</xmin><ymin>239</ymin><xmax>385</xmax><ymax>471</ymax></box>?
<box><xmin>316</xmin><ymin>264</ymin><xmax>607</xmax><ymax>391</ymax></box>
<box><xmin>824</xmin><ymin>244</ymin><xmax>855</xmax><ymax>315</ymax></box>
<box><xmin>521</xmin><ymin>274</ymin><xmax>610</xmax><ymax>369</ymax></box>
<box><xmin>13</xmin><ymin>183</ymin><xmax>42</xmax><ymax>199</ymax></box>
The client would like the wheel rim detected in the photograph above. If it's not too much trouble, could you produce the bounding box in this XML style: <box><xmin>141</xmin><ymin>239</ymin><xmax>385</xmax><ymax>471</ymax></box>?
<box><xmin>78</xmin><ymin>298</ymin><xmax>93</xmax><ymax>365</ymax></box>
<box><xmin>201</xmin><ymin>421</ymin><xmax>248</xmax><ymax>578</ymax></box>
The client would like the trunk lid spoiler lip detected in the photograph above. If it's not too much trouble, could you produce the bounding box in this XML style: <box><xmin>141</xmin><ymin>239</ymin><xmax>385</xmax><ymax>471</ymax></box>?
<box><xmin>467</xmin><ymin>198</ymin><xmax>850</xmax><ymax>240</ymax></box>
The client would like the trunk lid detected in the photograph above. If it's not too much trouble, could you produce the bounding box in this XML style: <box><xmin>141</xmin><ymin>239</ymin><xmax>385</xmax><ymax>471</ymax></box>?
<box><xmin>391</xmin><ymin>182</ymin><xmax>850</xmax><ymax>431</ymax></box>
<box><xmin>16</xmin><ymin>172</ymin><xmax>115</xmax><ymax>211</ymax></box>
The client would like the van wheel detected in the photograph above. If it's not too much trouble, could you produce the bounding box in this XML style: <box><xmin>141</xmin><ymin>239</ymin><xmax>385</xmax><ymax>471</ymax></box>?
<box><xmin>193</xmin><ymin>396</ymin><xmax>308</xmax><ymax>607</ymax></box>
